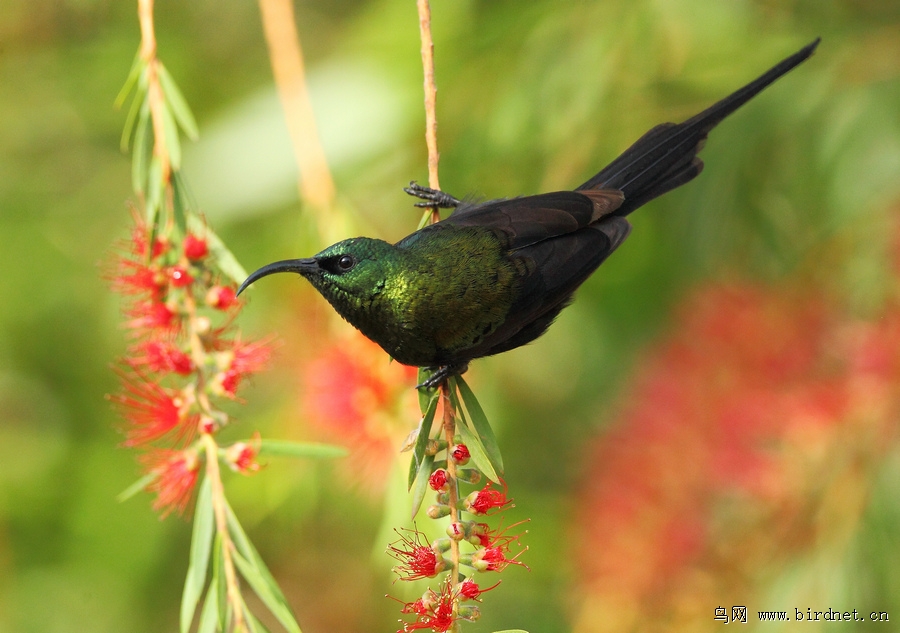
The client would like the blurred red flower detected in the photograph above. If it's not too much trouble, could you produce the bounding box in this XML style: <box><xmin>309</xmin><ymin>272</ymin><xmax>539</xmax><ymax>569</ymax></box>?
<box><xmin>574</xmin><ymin>283</ymin><xmax>900</xmax><ymax>632</ymax></box>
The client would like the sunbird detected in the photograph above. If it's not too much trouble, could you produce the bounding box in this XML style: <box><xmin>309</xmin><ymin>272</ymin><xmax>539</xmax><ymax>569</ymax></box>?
<box><xmin>238</xmin><ymin>39</ymin><xmax>819</xmax><ymax>389</ymax></box>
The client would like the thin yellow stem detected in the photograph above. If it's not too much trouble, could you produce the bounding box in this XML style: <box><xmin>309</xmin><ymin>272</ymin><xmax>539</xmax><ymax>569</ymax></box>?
<box><xmin>440</xmin><ymin>383</ymin><xmax>461</xmax><ymax>590</ymax></box>
<box><xmin>416</xmin><ymin>0</ymin><xmax>442</xmax><ymax>225</ymax></box>
<box><xmin>258</xmin><ymin>0</ymin><xmax>336</xmax><ymax>230</ymax></box>
<box><xmin>137</xmin><ymin>0</ymin><xmax>171</xmax><ymax>188</ymax></box>
<box><xmin>202</xmin><ymin>433</ymin><xmax>246</xmax><ymax>631</ymax></box>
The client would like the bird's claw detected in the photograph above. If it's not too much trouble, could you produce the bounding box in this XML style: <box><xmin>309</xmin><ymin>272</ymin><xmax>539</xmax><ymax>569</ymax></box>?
<box><xmin>404</xmin><ymin>181</ymin><xmax>461</xmax><ymax>209</ymax></box>
<box><xmin>415</xmin><ymin>363</ymin><xmax>469</xmax><ymax>391</ymax></box>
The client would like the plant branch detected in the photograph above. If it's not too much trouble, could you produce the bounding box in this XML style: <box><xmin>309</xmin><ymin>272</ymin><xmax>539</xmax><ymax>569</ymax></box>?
<box><xmin>416</xmin><ymin>0</ymin><xmax>442</xmax><ymax>224</ymax></box>
<box><xmin>202</xmin><ymin>433</ymin><xmax>246</xmax><ymax>631</ymax></box>
<box><xmin>137</xmin><ymin>0</ymin><xmax>171</xmax><ymax>189</ymax></box>
<box><xmin>258</xmin><ymin>0</ymin><xmax>336</xmax><ymax>228</ymax></box>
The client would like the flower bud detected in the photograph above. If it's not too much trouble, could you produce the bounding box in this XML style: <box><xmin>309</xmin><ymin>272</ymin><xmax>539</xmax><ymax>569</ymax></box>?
<box><xmin>428</xmin><ymin>468</ymin><xmax>449</xmax><ymax>491</ymax></box>
<box><xmin>169</xmin><ymin>266</ymin><xmax>193</xmax><ymax>287</ymax></box>
<box><xmin>183</xmin><ymin>233</ymin><xmax>209</xmax><ymax>260</ymax></box>
<box><xmin>426</xmin><ymin>503</ymin><xmax>451</xmax><ymax>519</ymax></box>
<box><xmin>450</xmin><ymin>443</ymin><xmax>470</xmax><ymax>465</ymax></box>
<box><xmin>206</xmin><ymin>285</ymin><xmax>237</xmax><ymax>310</ymax></box>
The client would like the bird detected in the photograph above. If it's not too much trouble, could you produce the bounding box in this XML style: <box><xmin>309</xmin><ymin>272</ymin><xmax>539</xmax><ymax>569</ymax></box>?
<box><xmin>238</xmin><ymin>39</ymin><xmax>820</xmax><ymax>389</ymax></box>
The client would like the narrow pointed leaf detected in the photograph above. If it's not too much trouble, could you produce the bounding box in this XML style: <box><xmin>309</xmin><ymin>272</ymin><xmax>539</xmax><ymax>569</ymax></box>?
<box><xmin>158</xmin><ymin>62</ymin><xmax>200</xmax><ymax>140</ymax></box>
<box><xmin>213</xmin><ymin>533</ymin><xmax>228</xmax><ymax>631</ymax></box>
<box><xmin>409</xmin><ymin>453</ymin><xmax>435</xmax><ymax>520</ymax></box>
<box><xmin>454</xmin><ymin>406</ymin><xmax>500</xmax><ymax>484</ymax></box>
<box><xmin>172</xmin><ymin>172</ymin><xmax>188</xmax><ymax>235</ymax></box>
<box><xmin>456</xmin><ymin>376</ymin><xmax>504</xmax><ymax>474</ymax></box>
<box><xmin>225</xmin><ymin>502</ymin><xmax>291</xmax><ymax>610</ymax></box>
<box><xmin>408</xmin><ymin>393</ymin><xmax>439</xmax><ymax>489</ymax></box>
<box><xmin>115</xmin><ymin>52</ymin><xmax>144</xmax><ymax>108</ymax></box>
<box><xmin>161</xmin><ymin>100</ymin><xmax>182</xmax><ymax>170</ymax></box>
<box><xmin>131</xmin><ymin>99</ymin><xmax>152</xmax><ymax>194</ymax></box>
<box><xmin>181</xmin><ymin>476</ymin><xmax>214</xmax><ymax>633</ymax></box>
<box><xmin>258</xmin><ymin>439</ymin><xmax>348</xmax><ymax>459</ymax></box>
<box><xmin>119</xmin><ymin>73</ymin><xmax>147</xmax><ymax>152</ymax></box>
<box><xmin>233</xmin><ymin>551</ymin><xmax>302</xmax><ymax>633</ymax></box>
<box><xmin>417</xmin><ymin>369</ymin><xmax>436</xmax><ymax>413</ymax></box>
<box><xmin>145</xmin><ymin>156</ymin><xmax>164</xmax><ymax>230</ymax></box>
<box><xmin>197</xmin><ymin>574</ymin><xmax>219</xmax><ymax>633</ymax></box>
<box><xmin>116</xmin><ymin>471</ymin><xmax>158</xmax><ymax>503</ymax></box>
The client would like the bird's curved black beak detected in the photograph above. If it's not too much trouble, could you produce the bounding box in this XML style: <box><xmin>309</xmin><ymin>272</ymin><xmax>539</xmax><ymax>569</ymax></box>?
<box><xmin>236</xmin><ymin>258</ymin><xmax>320</xmax><ymax>296</ymax></box>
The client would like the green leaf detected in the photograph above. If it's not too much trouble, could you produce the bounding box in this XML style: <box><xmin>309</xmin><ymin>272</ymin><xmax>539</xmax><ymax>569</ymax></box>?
<box><xmin>172</xmin><ymin>172</ymin><xmax>189</xmax><ymax>235</ymax></box>
<box><xmin>161</xmin><ymin>99</ymin><xmax>182</xmax><ymax>170</ymax></box>
<box><xmin>158</xmin><ymin>62</ymin><xmax>200</xmax><ymax>141</ymax></box>
<box><xmin>197</xmin><ymin>574</ymin><xmax>219</xmax><ymax>633</ymax></box>
<box><xmin>409</xmin><ymin>453</ymin><xmax>435</xmax><ymax>520</ymax></box>
<box><xmin>213</xmin><ymin>533</ymin><xmax>228</xmax><ymax>631</ymax></box>
<box><xmin>232</xmin><ymin>550</ymin><xmax>302</xmax><ymax>633</ymax></box>
<box><xmin>492</xmin><ymin>630</ymin><xmax>530</xmax><ymax>632</ymax></box>
<box><xmin>417</xmin><ymin>369</ymin><xmax>436</xmax><ymax>413</ymax></box>
<box><xmin>225</xmin><ymin>502</ymin><xmax>292</xmax><ymax>611</ymax></box>
<box><xmin>189</xmin><ymin>216</ymin><xmax>248</xmax><ymax>284</ymax></box>
<box><xmin>408</xmin><ymin>393</ymin><xmax>439</xmax><ymax>490</ymax></box>
<box><xmin>131</xmin><ymin>98</ymin><xmax>152</xmax><ymax>194</ymax></box>
<box><xmin>145</xmin><ymin>155</ymin><xmax>164</xmax><ymax>230</ymax></box>
<box><xmin>115</xmin><ymin>51</ymin><xmax>144</xmax><ymax>109</ymax></box>
<box><xmin>456</xmin><ymin>376</ymin><xmax>504</xmax><ymax>474</ymax></box>
<box><xmin>245</xmin><ymin>607</ymin><xmax>271</xmax><ymax>633</ymax></box>
<box><xmin>116</xmin><ymin>470</ymin><xmax>158</xmax><ymax>503</ymax></box>
<box><xmin>258</xmin><ymin>439</ymin><xmax>348</xmax><ymax>460</ymax></box>
<box><xmin>181</xmin><ymin>476</ymin><xmax>214</xmax><ymax>633</ymax></box>
<box><xmin>454</xmin><ymin>404</ymin><xmax>500</xmax><ymax>484</ymax></box>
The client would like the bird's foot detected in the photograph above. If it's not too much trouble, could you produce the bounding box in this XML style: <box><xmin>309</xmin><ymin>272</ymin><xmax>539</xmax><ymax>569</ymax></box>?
<box><xmin>404</xmin><ymin>181</ymin><xmax>461</xmax><ymax>209</ymax></box>
<box><xmin>416</xmin><ymin>363</ymin><xmax>469</xmax><ymax>391</ymax></box>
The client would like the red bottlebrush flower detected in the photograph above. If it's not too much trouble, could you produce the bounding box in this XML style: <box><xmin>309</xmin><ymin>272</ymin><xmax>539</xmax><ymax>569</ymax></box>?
<box><xmin>130</xmin><ymin>223</ymin><xmax>168</xmax><ymax>260</ymax></box>
<box><xmin>111</xmin><ymin>258</ymin><xmax>166</xmax><ymax>300</ymax></box>
<box><xmin>395</xmin><ymin>580</ymin><xmax>457</xmax><ymax>633</ymax></box>
<box><xmin>458</xmin><ymin>577</ymin><xmax>500</xmax><ymax>602</ymax></box>
<box><xmin>212</xmin><ymin>338</ymin><xmax>273</xmax><ymax>398</ymax></box>
<box><xmin>168</xmin><ymin>266</ymin><xmax>193</xmax><ymax>287</ymax></box>
<box><xmin>111</xmin><ymin>371</ymin><xmax>197</xmax><ymax>447</ymax></box>
<box><xmin>450</xmin><ymin>444</ymin><xmax>470</xmax><ymax>465</ymax></box>
<box><xmin>469</xmin><ymin>545</ymin><xmax>529</xmax><ymax>573</ymax></box>
<box><xmin>127</xmin><ymin>340</ymin><xmax>194</xmax><ymax>375</ymax></box>
<box><xmin>299</xmin><ymin>330</ymin><xmax>419</xmax><ymax>492</ymax></box>
<box><xmin>464</xmin><ymin>479</ymin><xmax>513</xmax><ymax>515</ymax></box>
<box><xmin>469</xmin><ymin>518</ymin><xmax>530</xmax><ymax>549</ymax></box>
<box><xmin>206</xmin><ymin>285</ymin><xmax>238</xmax><ymax>310</ymax></box>
<box><xmin>126</xmin><ymin>300</ymin><xmax>179</xmax><ymax>336</ymax></box>
<box><xmin>573</xmin><ymin>283</ymin><xmax>900</xmax><ymax>631</ymax></box>
<box><xmin>429</xmin><ymin>468</ymin><xmax>449</xmax><ymax>491</ymax></box>
<box><xmin>183</xmin><ymin>233</ymin><xmax>209</xmax><ymax>260</ymax></box>
<box><xmin>143</xmin><ymin>449</ymin><xmax>201</xmax><ymax>518</ymax></box>
<box><xmin>225</xmin><ymin>432</ymin><xmax>262</xmax><ymax>473</ymax></box>
<box><xmin>387</xmin><ymin>528</ymin><xmax>446</xmax><ymax>581</ymax></box>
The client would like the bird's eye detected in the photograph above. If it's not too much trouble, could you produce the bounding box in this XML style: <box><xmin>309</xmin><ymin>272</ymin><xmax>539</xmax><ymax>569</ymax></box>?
<box><xmin>337</xmin><ymin>255</ymin><xmax>356</xmax><ymax>271</ymax></box>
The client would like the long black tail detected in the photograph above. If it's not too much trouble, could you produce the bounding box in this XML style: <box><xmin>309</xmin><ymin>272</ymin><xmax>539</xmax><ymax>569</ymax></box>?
<box><xmin>577</xmin><ymin>38</ymin><xmax>820</xmax><ymax>216</ymax></box>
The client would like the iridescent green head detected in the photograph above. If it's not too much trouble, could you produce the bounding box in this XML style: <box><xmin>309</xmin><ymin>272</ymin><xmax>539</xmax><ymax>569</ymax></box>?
<box><xmin>236</xmin><ymin>237</ymin><xmax>397</xmax><ymax>314</ymax></box>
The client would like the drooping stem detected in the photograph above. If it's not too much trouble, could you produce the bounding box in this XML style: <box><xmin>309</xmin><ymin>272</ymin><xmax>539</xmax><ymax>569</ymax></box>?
<box><xmin>416</xmin><ymin>0</ymin><xmax>442</xmax><ymax>225</ymax></box>
<box><xmin>137</xmin><ymin>0</ymin><xmax>172</xmax><ymax>226</ymax></box>
<box><xmin>258</xmin><ymin>0</ymin><xmax>336</xmax><ymax>234</ymax></box>
<box><xmin>202</xmin><ymin>433</ymin><xmax>246</xmax><ymax>630</ymax></box>
<box><xmin>440</xmin><ymin>382</ymin><xmax>461</xmax><ymax>591</ymax></box>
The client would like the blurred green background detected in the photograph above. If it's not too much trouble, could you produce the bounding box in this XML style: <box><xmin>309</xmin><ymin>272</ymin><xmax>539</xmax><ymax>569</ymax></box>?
<box><xmin>2</xmin><ymin>1</ymin><xmax>900</xmax><ymax>631</ymax></box>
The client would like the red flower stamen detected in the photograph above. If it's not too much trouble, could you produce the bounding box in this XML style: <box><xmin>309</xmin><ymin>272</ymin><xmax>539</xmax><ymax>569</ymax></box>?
<box><xmin>111</xmin><ymin>371</ymin><xmax>197</xmax><ymax>447</ymax></box>
<box><xmin>464</xmin><ymin>479</ymin><xmax>513</xmax><ymax>515</ymax></box>
<box><xmin>143</xmin><ymin>449</ymin><xmax>201</xmax><ymax>518</ymax></box>
<box><xmin>388</xmin><ymin>528</ymin><xmax>446</xmax><ymax>581</ymax></box>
